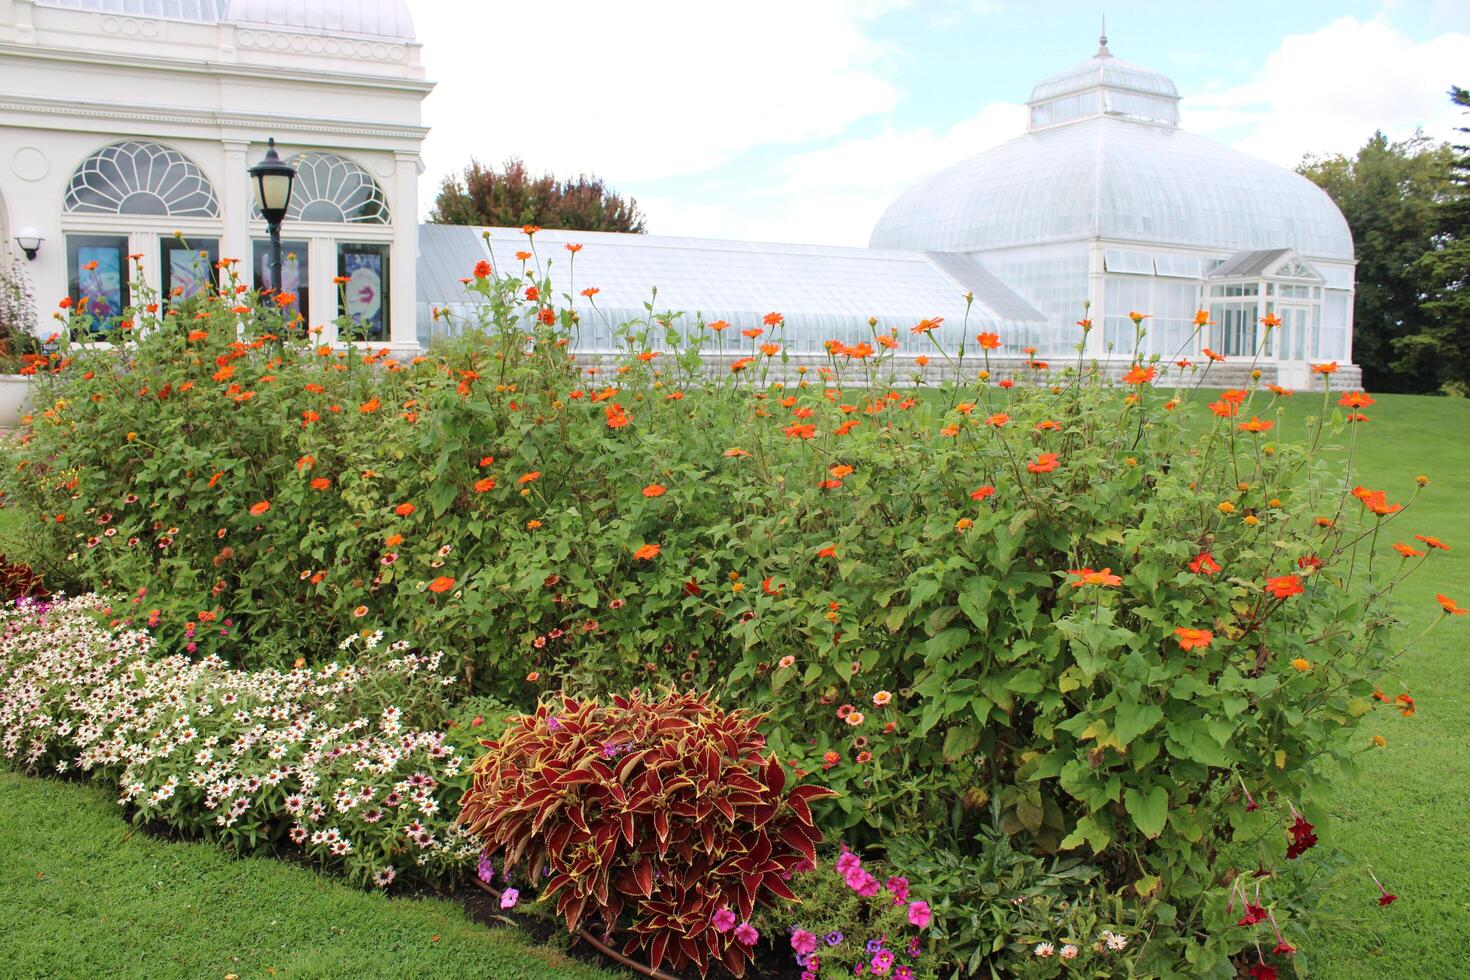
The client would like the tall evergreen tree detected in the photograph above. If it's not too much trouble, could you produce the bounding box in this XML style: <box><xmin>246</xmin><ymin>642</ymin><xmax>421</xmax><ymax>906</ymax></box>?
<box><xmin>1414</xmin><ymin>86</ymin><xmax>1470</xmax><ymax>394</ymax></box>
<box><xmin>429</xmin><ymin>158</ymin><xmax>646</xmax><ymax>234</ymax></box>
<box><xmin>1300</xmin><ymin>133</ymin><xmax>1454</xmax><ymax>392</ymax></box>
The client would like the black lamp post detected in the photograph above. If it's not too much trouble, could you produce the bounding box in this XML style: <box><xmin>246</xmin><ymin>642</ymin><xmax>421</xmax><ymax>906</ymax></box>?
<box><xmin>248</xmin><ymin>138</ymin><xmax>297</xmax><ymax>301</ymax></box>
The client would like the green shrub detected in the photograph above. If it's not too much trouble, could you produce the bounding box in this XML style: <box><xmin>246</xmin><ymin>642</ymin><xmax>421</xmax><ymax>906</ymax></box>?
<box><xmin>6</xmin><ymin>241</ymin><xmax>1462</xmax><ymax>974</ymax></box>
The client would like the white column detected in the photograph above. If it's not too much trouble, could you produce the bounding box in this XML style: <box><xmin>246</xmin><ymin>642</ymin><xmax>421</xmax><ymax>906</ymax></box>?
<box><xmin>389</xmin><ymin>151</ymin><xmax>419</xmax><ymax>353</ymax></box>
<box><xmin>220</xmin><ymin>140</ymin><xmax>251</xmax><ymax>277</ymax></box>
<box><xmin>1086</xmin><ymin>240</ymin><xmax>1107</xmax><ymax>358</ymax></box>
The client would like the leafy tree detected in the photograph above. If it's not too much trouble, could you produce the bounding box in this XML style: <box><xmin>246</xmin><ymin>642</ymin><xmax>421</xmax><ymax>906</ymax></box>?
<box><xmin>1300</xmin><ymin>133</ymin><xmax>1454</xmax><ymax>392</ymax></box>
<box><xmin>1415</xmin><ymin>86</ymin><xmax>1470</xmax><ymax>395</ymax></box>
<box><xmin>429</xmin><ymin>157</ymin><xmax>646</xmax><ymax>233</ymax></box>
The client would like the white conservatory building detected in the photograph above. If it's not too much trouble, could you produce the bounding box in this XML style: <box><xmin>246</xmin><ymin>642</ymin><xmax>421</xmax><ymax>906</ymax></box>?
<box><xmin>0</xmin><ymin>0</ymin><xmax>429</xmax><ymax>354</ymax></box>
<box><xmin>0</xmin><ymin>3</ymin><xmax>1358</xmax><ymax>388</ymax></box>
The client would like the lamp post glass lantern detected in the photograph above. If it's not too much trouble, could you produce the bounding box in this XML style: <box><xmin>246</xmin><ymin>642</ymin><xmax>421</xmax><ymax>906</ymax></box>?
<box><xmin>248</xmin><ymin>138</ymin><xmax>297</xmax><ymax>305</ymax></box>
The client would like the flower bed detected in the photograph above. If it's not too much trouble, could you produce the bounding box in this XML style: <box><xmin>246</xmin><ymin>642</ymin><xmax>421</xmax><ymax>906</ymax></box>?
<box><xmin>0</xmin><ymin>594</ymin><xmax>478</xmax><ymax>887</ymax></box>
<box><xmin>3</xmin><ymin>238</ymin><xmax>1463</xmax><ymax>976</ymax></box>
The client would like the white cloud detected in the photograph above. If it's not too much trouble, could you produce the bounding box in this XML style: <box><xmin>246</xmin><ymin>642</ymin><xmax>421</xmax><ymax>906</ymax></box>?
<box><xmin>414</xmin><ymin>0</ymin><xmax>908</xmax><ymax>209</ymax></box>
<box><xmin>641</xmin><ymin>102</ymin><xmax>1028</xmax><ymax>245</ymax></box>
<box><xmin>1183</xmin><ymin>15</ymin><xmax>1470</xmax><ymax>165</ymax></box>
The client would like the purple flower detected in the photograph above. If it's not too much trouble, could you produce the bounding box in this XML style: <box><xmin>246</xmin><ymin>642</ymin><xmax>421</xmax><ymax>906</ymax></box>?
<box><xmin>825</xmin><ymin>931</ymin><xmax>844</xmax><ymax>946</ymax></box>
<box><xmin>477</xmin><ymin>852</ymin><xmax>494</xmax><ymax>884</ymax></box>
<box><xmin>866</xmin><ymin>939</ymin><xmax>884</xmax><ymax>954</ymax></box>
<box><xmin>545</xmin><ymin>715</ymin><xmax>561</xmax><ymax>730</ymax></box>
<box><xmin>734</xmin><ymin>921</ymin><xmax>759</xmax><ymax>945</ymax></box>
<box><xmin>500</xmin><ymin>887</ymin><xmax>519</xmax><ymax>909</ymax></box>
<box><xmin>712</xmin><ymin>908</ymin><xmax>737</xmax><ymax>932</ymax></box>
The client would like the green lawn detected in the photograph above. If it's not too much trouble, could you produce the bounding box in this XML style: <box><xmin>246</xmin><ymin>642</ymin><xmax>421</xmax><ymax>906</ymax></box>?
<box><xmin>0</xmin><ymin>770</ymin><xmax>617</xmax><ymax>979</ymax></box>
<box><xmin>0</xmin><ymin>392</ymin><xmax>1466</xmax><ymax>978</ymax></box>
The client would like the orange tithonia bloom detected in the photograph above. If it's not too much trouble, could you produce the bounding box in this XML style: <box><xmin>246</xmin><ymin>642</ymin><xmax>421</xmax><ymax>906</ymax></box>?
<box><xmin>1190</xmin><ymin>552</ymin><xmax>1221</xmax><ymax>575</ymax></box>
<box><xmin>817</xmin><ymin>545</ymin><xmax>838</xmax><ymax>558</ymax></box>
<box><xmin>1292</xmin><ymin>658</ymin><xmax>1312</xmax><ymax>672</ymax></box>
<box><xmin>394</xmin><ymin>502</ymin><xmax>416</xmax><ymax>517</ymax></box>
<box><xmin>1174</xmin><ymin>627</ymin><xmax>1213</xmax><ymax>651</ymax></box>
<box><xmin>954</xmin><ymin>518</ymin><xmax>974</xmax><ymax>531</ymax></box>
<box><xmin>829</xmin><ymin>464</ymin><xmax>854</xmax><ymax>479</ymax></box>
<box><xmin>1339</xmin><ymin>391</ymin><xmax>1375</xmax><ymax>409</ymax></box>
<box><xmin>310</xmin><ymin>477</ymin><xmax>331</xmax><ymax>491</ymax></box>
<box><xmin>474</xmin><ymin>477</ymin><xmax>496</xmax><ymax>493</ymax></box>
<box><xmin>1393</xmin><ymin>542</ymin><xmax>1425</xmax><ymax>558</ymax></box>
<box><xmin>1311</xmin><ymin>361</ymin><xmax>1339</xmax><ymax>375</ymax></box>
<box><xmin>1121</xmin><ymin>365</ymin><xmax>1157</xmax><ymax>385</ymax></box>
<box><xmin>518</xmin><ymin>471</ymin><xmax>541</xmax><ymax>484</ymax></box>
<box><xmin>971</xmin><ymin>485</ymin><xmax>996</xmax><ymax>501</ymax></box>
<box><xmin>986</xmin><ymin>412</ymin><xmax>1010</xmax><ymax>427</ymax></box>
<box><xmin>428</xmin><ymin>576</ymin><xmax>456</xmax><ymax>593</ymax></box>
<box><xmin>1238</xmin><ymin>417</ymin><xmax>1274</xmax><ymax>433</ymax></box>
<box><xmin>1438</xmin><ymin>594</ymin><xmax>1468</xmax><ymax>616</ymax></box>
<box><xmin>976</xmin><ymin>331</ymin><xmax>1002</xmax><ymax>350</ymax></box>
<box><xmin>1202</xmin><ymin>348</ymin><xmax>1227</xmax><ymax>362</ymax></box>
<box><xmin>249</xmin><ymin>500</ymin><xmax>270</xmax><ymax>516</ymax></box>
<box><xmin>1352</xmin><ymin>487</ymin><xmax>1402</xmax><ymax>516</ymax></box>
<box><xmin>642</xmin><ymin>483</ymin><xmax>667</xmax><ymax>497</ymax></box>
<box><xmin>1415</xmin><ymin>534</ymin><xmax>1450</xmax><ymax>551</ymax></box>
<box><xmin>1069</xmin><ymin>567</ymin><xmax>1122</xmax><ymax>588</ymax></box>
<box><xmin>633</xmin><ymin>543</ymin><xmax>661</xmax><ymax>561</ymax></box>
<box><xmin>911</xmin><ymin>317</ymin><xmax>943</xmax><ymax>334</ymax></box>
<box><xmin>763</xmin><ymin>312</ymin><xmax>784</xmax><ymax>326</ymax></box>
<box><xmin>1027</xmin><ymin>452</ymin><xmax>1060</xmax><ymax>474</ymax></box>
<box><xmin>1265</xmin><ymin>575</ymin><xmax>1305</xmax><ymax>599</ymax></box>
<box><xmin>385</xmin><ymin>533</ymin><xmax>404</xmax><ymax>548</ymax></box>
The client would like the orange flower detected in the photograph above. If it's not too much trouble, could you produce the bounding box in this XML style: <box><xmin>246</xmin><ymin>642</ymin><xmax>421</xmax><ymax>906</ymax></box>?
<box><xmin>708</xmin><ymin>320</ymin><xmax>729</xmax><ymax>332</ymax></box>
<box><xmin>1238</xmin><ymin>417</ymin><xmax>1274</xmax><ymax>433</ymax></box>
<box><xmin>359</xmin><ymin>397</ymin><xmax>380</xmax><ymax>414</ymax></box>
<box><xmin>428</xmin><ymin>576</ymin><xmax>456</xmax><ymax>593</ymax></box>
<box><xmin>564</xmin><ymin>242</ymin><xmax>583</xmax><ymax>253</ymax></box>
<box><xmin>970</xmin><ymin>485</ymin><xmax>996</xmax><ymax>500</ymax></box>
<box><xmin>394</xmin><ymin>502</ymin><xmax>416</xmax><ymax>517</ymax></box>
<box><xmin>762</xmin><ymin>577</ymin><xmax>783</xmax><ymax>595</ymax></box>
<box><xmin>911</xmin><ymin>317</ymin><xmax>943</xmax><ymax>335</ymax></box>
<box><xmin>1208</xmin><ymin>399</ymin><xmax>1238</xmax><ymax>418</ymax></box>
<box><xmin>1437</xmin><ymin>593</ymin><xmax>1467</xmax><ymax>616</ymax></box>
<box><xmin>1036</xmin><ymin>419</ymin><xmax>1062</xmax><ymax>431</ymax></box>
<box><xmin>730</xmin><ymin>357</ymin><xmax>755</xmax><ymax>373</ymax></box>
<box><xmin>1121</xmin><ymin>365</ymin><xmax>1157</xmax><ymax>385</ymax></box>
<box><xmin>1264</xmin><ymin>575</ymin><xmax>1304</xmax><ymax>599</ymax></box>
<box><xmin>642</xmin><ymin>483</ymin><xmax>667</xmax><ymax>497</ymax></box>
<box><xmin>976</xmin><ymin>332</ymin><xmax>1002</xmax><ymax>350</ymax></box>
<box><xmin>514</xmin><ymin>250</ymin><xmax>532</xmax><ymax>261</ymax></box>
<box><xmin>212</xmin><ymin>365</ymin><xmax>235</xmax><ymax>383</ymax></box>
<box><xmin>633</xmin><ymin>543</ymin><xmax>661</xmax><ymax>561</ymax></box>
<box><xmin>763</xmin><ymin>312</ymin><xmax>784</xmax><ymax>327</ymax></box>
<box><xmin>1352</xmin><ymin>487</ymin><xmax>1402</xmax><ymax>516</ymax></box>
<box><xmin>1310</xmin><ymin>361</ymin><xmax>1339</xmax><ymax>375</ymax></box>
<box><xmin>604</xmin><ymin>403</ymin><xmax>632</xmax><ymax>429</ymax></box>
<box><xmin>954</xmin><ymin>518</ymin><xmax>974</xmax><ymax>531</ymax></box>
<box><xmin>1068</xmin><ymin>567</ymin><xmax>1122</xmax><ymax>588</ymax></box>
<box><xmin>187</xmin><ymin>329</ymin><xmax>209</xmax><ymax>342</ymax></box>
<box><xmin>939</xmin><ymin>424</ymin><xmax>960</xmax><ymax>437</ymax></box>
<box><xmin>1415</xmin><ymin>534</ymin><xmax>1450</xmax><ymax>551</ymax></box>
<box><xmin>526</xmin><ymin>671</ymin><xmax>541</xmax><ymax>682</ymax></box>
<box><xmin>1202</xmin><ymin>348</ymin><xmax>1226</xmax><ymax>362</ymax></box>
<box><xmin>740</xmin><ymin>327</ymin><xmax>763</xmax><ymax>340</ymax></box>
<box><xmin>474</xmin><ymin>477</ymin><xmax>496</xmax><ymax>493</ymax></box>
<box><xmin>1189</xmin><ymin>552</ymin><xmax>1221</xmax><ymax>575</ymax></box>
<box><xmin>386</xmin><ymin>533</ymin><xmax>404</xmax><ymax>548</ymax></box>
<box><xmin>1174</xmin><ymin>627</ymin><xmax>1214</xmax><ymax>651</ymax></box>
<box><xmin>310</xmin><ymin>477</ymin><xmax>331</xmax><ymax>491</ymax></box>
<box><xmin>1027</xmin><ymin>452</ymin><xmax>1059</xmax><ymax>474</ymax></box>
<box><xmin>817</xmin><ymin>545</ymin><xmax>838</xmax><ymax>558</ymax></box>
<box><xmin>518</xmin><ymin>471</ymin><xmax>541</xmax><ymax>485</ymax></box>
<box><xmin>521</xmin><ymin>224</ymin><xmax>541</xmax><ymax>236</ymax></box>
<box><xmin>208</xmin><ymin>471</ymin><xmax>224</xmax><ymax>489</ymax></box>
<box><xmin>784</xmin><ymin>423</ymin><xmax>817</xmax><ymax>439</ymax></box>
<box><xmin>1392</xmin><ymin>542</ymin><xmax>1425</xmax><ymax>558</ymax></box>
<box><xmin>760</xmin><ymin>342</ymin><xmax>780</xmax><ymax>357</ymax></box>
<box><xmin>1193</xmin><ymin>310</ymin><xmax>1214</xmax><ymax>327</ymax></box>
<box><xmin>1396</xmin><ymin>693</ymin><xmax>1415</xmax><ymax>717</ymax></box>
<box><xmin>1339</xmin><ymin>391</ymin><xmax>1375</xmax><ymax>409</ymax></box>
<box><xmin>1259</xmin><ymin>312</ymin><xmax>1282</xmax><ymax>329</ymax></box>
<box><xmin>986</xmin><ymin>412</ymin><xmax>1010</xmax><ymax>428</ymax></box>
<box><xmin>249</xmin><ymin>500</ymin><xmax>270</xmax><ymax>516</ymax></box>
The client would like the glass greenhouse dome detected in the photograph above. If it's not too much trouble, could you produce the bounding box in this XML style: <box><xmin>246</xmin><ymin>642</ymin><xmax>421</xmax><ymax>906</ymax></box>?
<box><xmin>420</xmin><ymin>35</ymin><xmax>1358</xmax><ymax>389</ymax></box>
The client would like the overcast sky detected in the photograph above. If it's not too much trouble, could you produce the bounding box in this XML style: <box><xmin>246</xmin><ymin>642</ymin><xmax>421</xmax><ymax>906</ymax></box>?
<box><xmin>411</xmin><ymin>0</ymin><xmax>1470</xmax><ymax>246</ymax></box>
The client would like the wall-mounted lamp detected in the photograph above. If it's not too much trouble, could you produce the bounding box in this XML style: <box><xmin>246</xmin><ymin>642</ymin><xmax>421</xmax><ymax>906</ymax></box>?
<box><xmin>14</xmin><ymin>227</ymin><xmax>43</xmax><ymax>261</ymax></box>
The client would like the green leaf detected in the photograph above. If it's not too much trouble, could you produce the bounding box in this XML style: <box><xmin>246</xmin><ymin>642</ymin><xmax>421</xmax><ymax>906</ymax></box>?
<box><xmin>1112</xmin><ymin>700</ymin><xmax>1164</xmax><ymax>747</ymax></box>
<box><xmin>1124</xmin><ymin>784</ymin><xmax>1169</xmax><ymax>838</ymax></box>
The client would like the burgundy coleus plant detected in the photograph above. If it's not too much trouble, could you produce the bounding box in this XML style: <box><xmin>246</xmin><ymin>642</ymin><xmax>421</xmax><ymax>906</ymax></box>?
<box><xmin>457</xmin><ymin>689</ymin><xmax>835</xmax><ymax>977</ymax></box>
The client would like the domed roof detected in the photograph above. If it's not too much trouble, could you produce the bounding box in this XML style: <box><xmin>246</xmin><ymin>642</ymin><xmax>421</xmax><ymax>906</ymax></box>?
<box><xmin>871</xmin><ymin>48</ymin><xmax>1353</xmax><ymax>261</ymax></box>
<box><xmin>223</xmin><ymin>0</ymin><xmax>414</xmax><ymax>39</ymax></box>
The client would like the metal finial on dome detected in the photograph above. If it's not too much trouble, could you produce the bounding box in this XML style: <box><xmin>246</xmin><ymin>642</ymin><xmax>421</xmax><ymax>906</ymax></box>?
<box><xmin>1097</xmin><ymin>14</ymin><xmax>1111</xmax><ymax>57</ymax></box>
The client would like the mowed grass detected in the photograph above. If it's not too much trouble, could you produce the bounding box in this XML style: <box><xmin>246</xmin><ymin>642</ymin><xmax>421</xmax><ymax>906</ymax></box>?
<box><xmin>0</xmin><ymin>769</ymin><xmax>618</xmax><ymax>979</ymax></box>
<box><xmin>0</xmin><ymin>393</ymin><xmax>1466</xmax><ymax>977</ymax></box>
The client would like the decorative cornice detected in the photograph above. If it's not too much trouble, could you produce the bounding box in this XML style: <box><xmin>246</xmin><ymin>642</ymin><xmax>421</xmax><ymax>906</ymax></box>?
<box><xmin>0</xmin><ymin>40</ymin><xmax>434</xmax><ymax>94</ymax></box>
<box><xmin>0</xmin><ymin>93</ymin><xmax>430</xmax><ymax>142</ymax></box>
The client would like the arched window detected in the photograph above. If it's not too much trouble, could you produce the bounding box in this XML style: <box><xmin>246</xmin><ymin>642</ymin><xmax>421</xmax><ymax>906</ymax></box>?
<box><xmin>261</xmin><ymin>152</ymin><xmax>390</xmax><ymax>224</ymax></box>
<box><xmin>65</xmin><ymin>141</ymin><xmax>219</xmax><ymax>217</ymax></box>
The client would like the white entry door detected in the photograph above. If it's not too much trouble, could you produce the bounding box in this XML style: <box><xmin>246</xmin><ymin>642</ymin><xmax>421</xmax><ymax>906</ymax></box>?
<box><xmin>1275</xmin><ymin>304</ymin><xmax>1314</xmax><ymax>389</ymax></box>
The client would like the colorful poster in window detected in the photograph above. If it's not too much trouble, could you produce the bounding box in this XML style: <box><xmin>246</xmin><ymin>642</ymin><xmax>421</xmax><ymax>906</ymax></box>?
<box><xmin>160</xmin><ymin>238</ymin><xmax>218</xmax><ymax>306</ymax></box>
<box><xmin>253</xmin><ymin>239</ymin><xmax>309</xmax><ymax>321</ymax></box>
<box><xmin>338</xmin><ymin>244</ymin><xmax>389</xmax><ymax>341</ymax></box>
<box><xmin>77</xmin><ymin>247</ymin><xmax>123</xmax><ymax>319</ymax></box>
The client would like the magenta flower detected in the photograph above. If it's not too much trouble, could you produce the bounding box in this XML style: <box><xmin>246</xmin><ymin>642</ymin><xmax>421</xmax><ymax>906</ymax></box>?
<box><xmin>499</xmin><ymin>887</ymin><xmax>519</xmax><ymax>909</ymax></box>
<box><xmin>907</xmin><ymin>900</ymin><xmax>932</xmax><ymax>929</ymax></box>
<box><xmin>712</xmin><ymin>907</ymin><xmax>737</xmax><ymax>932</ymax></box>
<box><xmin>734</xmin><ymin>921</ymin><xmax>759</xmax><ymax>945</ymax></box>
<box><xmin>791</xmin><ymin>929</ymin><xmax>818</xmax><ymax>955</ymax></box>
<box><xmin>885</xmin><ymin>875</ymin><xmax>910</xmax><ymax>902</ymax></box>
